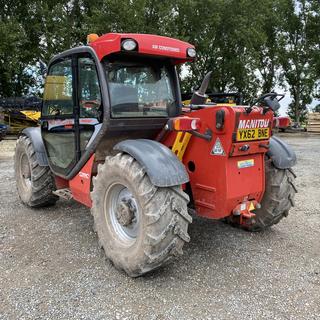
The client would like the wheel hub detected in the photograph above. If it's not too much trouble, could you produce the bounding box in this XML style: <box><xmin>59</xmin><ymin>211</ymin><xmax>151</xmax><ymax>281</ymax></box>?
<box><xmin>116</xmin><ymin>199</ymin><xmax>135</xmax><ymax>226</ymax></box>
<box><xmin>106</xmin><ymin>184</ymin><xmax>140</xmax><ymax>245</ymax></box>
<box><xmin>20</xmin><ymin>153</ymin><xmax>31</xmax><ymax>188</ymax></box>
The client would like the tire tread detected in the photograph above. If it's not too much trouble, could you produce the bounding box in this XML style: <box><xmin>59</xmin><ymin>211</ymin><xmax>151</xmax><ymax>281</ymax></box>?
<box><xmin>91</xmin><ymin>152</ymin><xmax>191</xmax><ymax>277</ymax></box>
<box><xmin>15</xmin><ymin>136</ymin><xmax>58</xmax><ymax>207</ymax></box>
<box><xmin>245</xmin><ymin>161</ymin><xmax>297</xmax><ymax>231</ymax></box>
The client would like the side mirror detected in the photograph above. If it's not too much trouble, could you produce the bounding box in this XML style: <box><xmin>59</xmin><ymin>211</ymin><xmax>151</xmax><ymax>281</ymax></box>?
<box><xmin>264</xmin><ymin>96</ymin><xmax>281</xmax><ymax>112</ymax></box>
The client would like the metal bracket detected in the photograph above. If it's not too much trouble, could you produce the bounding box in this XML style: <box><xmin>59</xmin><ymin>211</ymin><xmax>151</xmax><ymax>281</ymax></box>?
<box><xmin>189</xmin><ymin>128</ymin><xmax>212</xmax><ymax>141</ymax></box>
<box><xmin>53</xmin><ymin>188</ymin><xmax>73</xmax><ymax>200</ymax></box>
<box><xmin>172</xmin><ymin>132</ymin><xmax>192</xmax><ymax>160</ymax></box>
<box><xmin>231</xmin><ymin>200</ymin><xmax>260</xmax><ymax>226</ymax></box>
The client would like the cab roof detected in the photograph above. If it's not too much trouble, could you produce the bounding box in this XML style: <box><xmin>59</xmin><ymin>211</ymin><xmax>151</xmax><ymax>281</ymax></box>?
<box><xmin>89</xmin><ymin>33</ymin><xmax>195</xmax><ymax>64</ymax></box>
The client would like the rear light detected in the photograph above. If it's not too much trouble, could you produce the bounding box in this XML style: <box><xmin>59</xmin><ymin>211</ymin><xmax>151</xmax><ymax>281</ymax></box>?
<box><xmin>168</xmin><ymin>117</ymin><xmax>201</xmax><ymax>131</ymax></box>
<box><xmin>187</xmin><ymin>48</ymin><xmax>196</xmax><ymax>58</ymax></box>
<box><xmin>121</xmin><ymin>39</ymin><xmax>137</xmax><ymax>51</ymax></box>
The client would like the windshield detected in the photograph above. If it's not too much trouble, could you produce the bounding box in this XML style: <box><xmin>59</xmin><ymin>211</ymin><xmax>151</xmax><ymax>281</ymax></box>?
<box><xmin>106</xmin><ymin>60</ymin><xmax>175</xmax><ymax>118</ymax></box>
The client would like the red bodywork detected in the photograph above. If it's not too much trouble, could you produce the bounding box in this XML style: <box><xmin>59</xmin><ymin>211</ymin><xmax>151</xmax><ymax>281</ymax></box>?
<box><xmin>162</xmin><ymin>106</ymin><xmax>273</xmax><ymax>219</ymax></box>
<box><xmin>56</xmin><ymin>33</ymin><xmax>274</xmax><ymax>221</ymax></box>
<box><xmin>55</xmin><ymin>155</ymin><xmax>95</xmax><ymax>207</ymax></box>
<box><xmin>62</xmin><ymin>104</ymin><xmax>274</xmax><ymax>220</ymax></box>
<box><xmin>273</xmin><ymin>116</ymin><xmax>291</xmax><ymax>129</ymax></box>
<box><xmin>89</xmin><ymin>33</ymin><xmax>195</xmax><ymax>63</ymax></box>
<box><xmin>55</xmin><ymin>33</ymin><xmax>195</xmax><ymax>208</ymax></box>
<box><xmin>69</xmin><ymin>155</ymin><xmax>95</xmax><ymax>207</ymax></box>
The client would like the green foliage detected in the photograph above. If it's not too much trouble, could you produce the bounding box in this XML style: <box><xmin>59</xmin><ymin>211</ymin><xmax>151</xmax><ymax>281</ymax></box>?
<box><xmin>0</xmin><ymin>0</ymin><xmax>319</xmax><ymax>123</ymax></box>
<box><xmin>277</xmin><ymin>0</ymin><xmax>319</xmax><ymax>123</ymax></box>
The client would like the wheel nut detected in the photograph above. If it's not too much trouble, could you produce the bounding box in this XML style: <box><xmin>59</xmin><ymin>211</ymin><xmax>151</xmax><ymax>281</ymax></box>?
<box><xmin>116</xmin><ymin>201</ymin><xmax>134</xmax><ymax>226</ymax></box>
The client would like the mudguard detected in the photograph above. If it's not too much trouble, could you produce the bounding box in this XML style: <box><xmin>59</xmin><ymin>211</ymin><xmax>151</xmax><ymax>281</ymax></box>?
<box><xmin>114</xmin><ymin>139</ymin><xmax>189</xmax><ymax>187</ymax></box>
<box><xmin>267</xmin><ymin>136</ymin><xmax>297</xmax><ymax>169</ymax></box>
<box><xmin>21</xmin><ymin>127</ymin><xmax>49</xmax><ymax>166</ymax></box>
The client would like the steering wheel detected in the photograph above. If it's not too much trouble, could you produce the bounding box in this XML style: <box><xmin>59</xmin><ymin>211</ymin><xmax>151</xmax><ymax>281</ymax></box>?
<box><xmin>81</xmin><ymin>100</ymin><xmax>101</xmax><ymax>110</ymax></box>
<box><xmin>251</xmin><ymin>92</ymin><xmax>285</xmax><ymax>107</ymax></box>
<box><xmin>80</xmin><ymin>100</ymin><xmax>101</xmax><ymax>118</ymax></box>
<box><xmin>247</xmin><ymin>92</ymin><xmax>285</xmax><ymax>114</ymax></box>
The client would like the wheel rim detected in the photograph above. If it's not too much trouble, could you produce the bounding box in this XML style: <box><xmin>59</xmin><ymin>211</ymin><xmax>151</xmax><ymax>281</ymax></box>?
<box><xmin>19</xmin><ymin>153</ymin><xmax>31</xmax><ymax>189</ymax></box>
<box><xmin>105</xmin><ymin>183</ymin><xmax>141</xmax><ymax>246</ymax></box>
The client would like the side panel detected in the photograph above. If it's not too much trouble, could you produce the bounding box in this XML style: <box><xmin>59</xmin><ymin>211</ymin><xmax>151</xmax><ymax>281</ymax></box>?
<box><xmin>21</xmin><ymin>127</ymin><xmax>48</xmax><ymax>166</ymax></box>
<box><xmin>114</xmin><ymin>139</ymin><xmax>189</xmax><ymax>187</ymax></box>
<box><xmin>69</xmin><ymin>154</ymin><xmax>95</xmax><ymax>207</ymax></box>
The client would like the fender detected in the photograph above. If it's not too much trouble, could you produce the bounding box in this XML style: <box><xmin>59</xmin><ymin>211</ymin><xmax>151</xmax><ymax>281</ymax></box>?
<box><xmin>114</xmin><ymin>139</ymin><xmax>189</xmax><ymax>187</ymax></box>
<box><xmin>267</xmin><ymin>136</ymin><xmax>297</xmax><ymax>169</ymax></box>
<box><xmin>21</xmin><ymin>127</ymin><xmax>49</xmax><ymax>166</ymax></box>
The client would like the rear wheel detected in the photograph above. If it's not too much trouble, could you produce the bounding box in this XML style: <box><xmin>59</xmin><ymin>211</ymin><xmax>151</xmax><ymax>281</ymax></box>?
<box><xmin>14</xmin><ymin>135</ymin><xmax>58</xmax><ymax>207</ymax></box>
<box><xmin>91</xmin><ymin>153</ymin><xmax>192</xmax><ymax>277</ymax></box>
<box><xmin>244</xmin><ymin>159</ymin><xmax>297</xmax><ymax>231</ymax></box>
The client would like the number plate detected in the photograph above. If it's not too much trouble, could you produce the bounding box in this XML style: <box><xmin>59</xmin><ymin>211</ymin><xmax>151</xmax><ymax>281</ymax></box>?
<box><xmin>237</xmin><ymin>128</ymin><xmax>270</xmax><ymax>141</ymax></box>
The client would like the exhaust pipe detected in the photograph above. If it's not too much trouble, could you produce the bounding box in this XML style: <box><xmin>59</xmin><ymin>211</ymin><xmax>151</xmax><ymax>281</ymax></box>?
<box><xmin>190</xmin><ymin>71</ymin><xmax>212</xmax><ymax>105</ymax></box>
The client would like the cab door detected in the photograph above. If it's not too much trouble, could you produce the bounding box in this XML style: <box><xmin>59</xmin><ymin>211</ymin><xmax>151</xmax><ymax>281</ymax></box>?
<box><xmin>41</xmin><ymin>54</ymin><xmax>102</xmax><ymax>177</ymax></box>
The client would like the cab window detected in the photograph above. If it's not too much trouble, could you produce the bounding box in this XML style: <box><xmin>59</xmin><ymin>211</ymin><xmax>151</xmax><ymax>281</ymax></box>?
<box><xmin>42</xmin><ymin>59</ymin><xmax>73</xmax><ymax>116</ymax></box>
<box><xmin>106</xmin><ymin>60</ymin><xmax>175</xmax><ymax>118</ymax></box>
<box><xmin>79</xmin><ymin>57</ymin><xmax>102</xmax><ymax>119</ymax></box>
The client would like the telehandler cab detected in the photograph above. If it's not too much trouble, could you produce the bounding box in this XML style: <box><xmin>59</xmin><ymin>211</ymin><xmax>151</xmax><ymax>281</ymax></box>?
<box><xmin>15</xmin><ymin>33</ymin><xmax>297</xmax><ymax>277</ymax></box>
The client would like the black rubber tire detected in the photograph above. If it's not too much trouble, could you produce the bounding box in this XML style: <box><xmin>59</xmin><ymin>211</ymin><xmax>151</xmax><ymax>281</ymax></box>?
<box><xmin>14</xmin><ymin>135</ymin><xmax>58</xmax><ymax>207</ymax></box>
<box><xmin>91</xmin><ymin>152</ymin><xmax>192</xmax><ymax>277</ymax></box>
<box><xmin>244</xmin><ymin>158</ymin><xmax>297</xmax><ymax>231</ymax></box>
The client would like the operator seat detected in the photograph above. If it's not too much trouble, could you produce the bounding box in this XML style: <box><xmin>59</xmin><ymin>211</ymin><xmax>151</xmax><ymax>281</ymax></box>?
<box><xmin>109</xmin><ymin>84</ymin><xmax>139</xmax><ymax>114</ymax></box>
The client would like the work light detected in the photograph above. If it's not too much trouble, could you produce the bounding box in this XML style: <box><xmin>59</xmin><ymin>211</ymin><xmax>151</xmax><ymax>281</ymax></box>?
<box><xmin>187</xmin><ymin>48</ymin><xmax>196</xmax><ymax>58</ymax></box>
<box><xmin>122</xmin><ymin>39</ymin><xmax>137</xmax><ymax>51</ymax></box>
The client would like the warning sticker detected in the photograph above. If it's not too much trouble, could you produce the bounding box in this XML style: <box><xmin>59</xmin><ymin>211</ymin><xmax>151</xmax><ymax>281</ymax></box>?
<box><xmin>237</xmin><ymin>159</ymin><xmax>254</xmax><ymax>169</ymax></box>
<box><xmin>211</xmin><ymin>137</ymin><xmax>225</xmax><ymax>156</ymax></box>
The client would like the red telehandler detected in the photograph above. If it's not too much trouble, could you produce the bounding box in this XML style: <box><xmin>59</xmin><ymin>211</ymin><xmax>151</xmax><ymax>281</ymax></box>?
<box><xmin>14</xmin><ymin>33</ymin><xmax>297</xmax><ymax>277</ymax></box>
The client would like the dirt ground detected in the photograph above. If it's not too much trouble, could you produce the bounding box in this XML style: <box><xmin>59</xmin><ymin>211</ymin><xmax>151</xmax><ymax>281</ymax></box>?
<box><xmin>0</xmin><ymin>133</ymin><xmax>319</xmax><ymax>320</ymax></box>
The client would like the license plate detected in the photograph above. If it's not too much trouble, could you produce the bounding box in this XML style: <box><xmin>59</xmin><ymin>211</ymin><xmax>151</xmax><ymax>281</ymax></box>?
<box><xmin>237</xmin><ymin>128</ymin><xmax>270</xmax><ymax>141</ymax></box>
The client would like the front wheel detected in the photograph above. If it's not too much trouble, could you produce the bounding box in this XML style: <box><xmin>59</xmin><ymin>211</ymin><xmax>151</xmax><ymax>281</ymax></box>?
<box><xmin>91</xmin><ymin>153</ymin><xmax>192</xmax><ymax>277</ymax></box>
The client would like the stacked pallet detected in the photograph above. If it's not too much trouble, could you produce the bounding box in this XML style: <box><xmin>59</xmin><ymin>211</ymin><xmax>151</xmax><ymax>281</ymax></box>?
<box><xmin>307</xmin><ymin>113</ymin><xmax>320</xmax><ymax>133</ymax></box>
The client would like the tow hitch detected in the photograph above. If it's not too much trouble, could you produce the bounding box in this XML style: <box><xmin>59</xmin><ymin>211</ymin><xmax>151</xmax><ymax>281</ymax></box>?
<box><xmin>231</xmin><ymin>200</ymin><xmax>261</xmax><ymax>226</ymax></box>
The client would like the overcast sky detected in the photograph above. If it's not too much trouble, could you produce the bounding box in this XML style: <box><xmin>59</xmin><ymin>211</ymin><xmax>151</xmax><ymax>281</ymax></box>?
<box><xmin>279</xmin><ymin>94</ymin><xmax>318</xmax><ymax>116</ymax></box>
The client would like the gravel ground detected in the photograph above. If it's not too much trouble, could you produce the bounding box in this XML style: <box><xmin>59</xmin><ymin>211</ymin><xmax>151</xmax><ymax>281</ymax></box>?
<box><xmin>0</xmin><ymin>134</ymin><xmax>319</xmax><ymax>320</ymax></box>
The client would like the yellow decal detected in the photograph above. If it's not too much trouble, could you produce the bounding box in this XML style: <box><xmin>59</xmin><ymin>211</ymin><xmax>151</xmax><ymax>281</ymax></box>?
<box><xmin>172</xmin><ymin>132</ymin><xmax>192</xmax><ymax>160</ymax></box>
<box><xmin>249</xmin><ymin>202</ymin><xmax>255</xmax><ymax>211</ymax></box>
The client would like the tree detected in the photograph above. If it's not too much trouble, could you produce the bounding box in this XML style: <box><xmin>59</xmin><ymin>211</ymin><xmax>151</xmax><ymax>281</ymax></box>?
<box><xmin>0</xmin><ymin>0</ymin><xmax>319</xmax><ymax>123</ymax></box>
<box><xmin>170</xmin><ymin>0</ymin><xmax>274</xmax><ymax>102</ymax></box>
<box><xmin>0</xmin><ymin>2</ymin><xmax>35</xmax><ymax>96</ymax></box>
<box><xmin>278</xmin><ymin>0</ymin><xmax>319</xmax><ymax>123</ymax></box>
<box><xmin>0</xmin><ymin>0</ymin><xmax>94</xmax><ymax>97</ymax></box>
